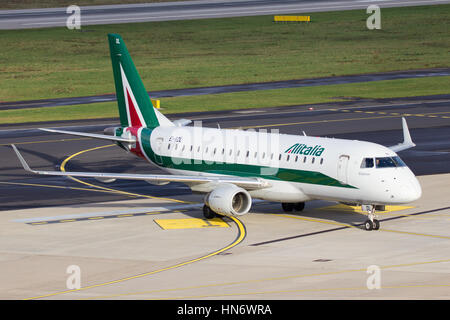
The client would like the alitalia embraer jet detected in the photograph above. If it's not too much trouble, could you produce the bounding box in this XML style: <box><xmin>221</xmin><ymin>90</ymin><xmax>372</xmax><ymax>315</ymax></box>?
<box><xmin>12</xmin><ymin>34</ymin><xmax>422</xmax><ymax>231</ymax></box>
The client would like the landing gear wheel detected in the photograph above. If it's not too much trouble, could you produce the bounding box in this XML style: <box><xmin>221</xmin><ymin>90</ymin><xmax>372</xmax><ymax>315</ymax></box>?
<box><xmin>294</xmin><ymin>202</ymin><xmax>305</xmax><ymax>212</ymax></box>
<box><xmin>372</xmin><ymin>219</ymin><xmax>380</xmax><ymax>230</ymax></box>
<box><xmin>203</xmin><ymin>205</ymin><xmax>216</xmax><ymax>219</ymax></box>
<box><xmin>364</xmin><ymin>220</ymin><xmax>374</xmax><ymax>231</ymax></box>
<box><xmin>281</xmin><ymin>203</ymin><xmax>294</xmax><ymax>212</ymax></box>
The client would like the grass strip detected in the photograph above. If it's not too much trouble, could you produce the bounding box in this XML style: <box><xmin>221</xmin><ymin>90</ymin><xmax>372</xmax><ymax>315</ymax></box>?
<box><xmin>1</xmin><ymin>76</ymin><xmax>448</xmax><ymax>124</ymax></box>
<box><xmin>0</xmin><ymin>5</ymin><xmax>449</xmax><ymax>102</ymax></box>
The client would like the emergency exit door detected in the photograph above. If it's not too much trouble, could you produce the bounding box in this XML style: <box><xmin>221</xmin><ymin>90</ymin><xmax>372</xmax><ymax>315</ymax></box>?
<box><xmin>337</xmin><ymin>155</ymin><xmax>350</xmax><ymax>184</ymax></box>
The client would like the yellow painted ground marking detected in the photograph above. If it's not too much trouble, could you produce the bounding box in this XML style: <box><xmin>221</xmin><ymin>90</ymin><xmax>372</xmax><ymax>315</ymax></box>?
<box><xmin>59</xmin><ymin>219</ymin><xmax>76</xmax><ymax>223</ymax></box>
<box><xmin>155</xmin><ymin>217</ymin><xmax>229</xmax><ymax>230</ymax></box>
<box><xmin>157</xmin><ymin>283</ymin><xmax>450</xmax><ymax>300</ymax></box>
<box><xmin>0</xmin><ymin>137</ymin><xmax>89</xmax><ymax>147</ymax></box>
<box><xmin>278</xmin><ymin>206</ymin><xmax>450</xmax><ymax>240</ymax></box>
<box><xmin>25</xmin><ymin>216</ymin><xmax>245</xmax><ymax>300</ymax></box>
<box><xmin>60</xmin><ymin>144</ymin><xmax>195</xmax><ymax>204</ymax></box>
<box><xmin>275</xmin><ymin>214</ymin><xmax>359</xmax><ymax>229</ymax></box>
<box><xmin>0</xmin><ymin>181</ymin><xmax>119</xmax><ymax>195</ymax></box>
<box><xmin>235</xmin><ymin>111</ymin><xmax>450</xmax><ymax>130</ymax></box>
<box><xmin>380</xmin><ymin>228</ymin><xmax>450</xmax><ymax>240</ymax></box>
<box><xmin>88</xmin><ymin>217</ymin><xmax>104</xmax><ymax>220</ymax></box>
<box><xmin>86</xmin><ymin>259</ymin><xmax>450</xmax><ymax>300</ymax></box>
<box><xmin>317</xmin><ymin>204</ymin><xmax>414</xmax><ymax>214</ymax></box>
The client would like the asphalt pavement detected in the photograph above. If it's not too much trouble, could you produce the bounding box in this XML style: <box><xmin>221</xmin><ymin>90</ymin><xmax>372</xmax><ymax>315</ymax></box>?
<box><xmin>1</xmin><ymin>94</ymin><xmax>449</xmax><ymax>211</ymax></box>
<box><xmin>1</xmin><ymin>0</ymin><xmax>449</xmax><ymax>29</ymax></box>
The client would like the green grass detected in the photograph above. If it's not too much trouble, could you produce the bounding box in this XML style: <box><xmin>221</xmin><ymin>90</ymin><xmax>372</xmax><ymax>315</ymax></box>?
<box><xmin>1</xmin><ymin>76</ymin><xmax>448</xmax><ymax>124</ymax></box>
<box><xmin>0</xmin><ymin>5</ymin><xmax>449</xmax><ymax>103</ymax></box>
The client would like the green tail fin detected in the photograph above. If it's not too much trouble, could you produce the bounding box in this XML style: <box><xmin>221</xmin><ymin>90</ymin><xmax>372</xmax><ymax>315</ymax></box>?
<box><xmin>108</xmin><ymin>33</ymin><xmax>160</xmax><ymax>128</ymax></box>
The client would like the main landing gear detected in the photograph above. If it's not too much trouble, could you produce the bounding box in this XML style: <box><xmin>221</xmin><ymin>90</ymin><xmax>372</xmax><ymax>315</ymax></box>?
<box><xmin>203</xmin><ymin>205</ymin><xmax>217</xmax><ymax>219</ymax></box>
<box><xmin>281</xmin><ymin>202</ymin><xmax>305</xmax><ymax>212</ymax></box>
<box><xmin>362</xmin><ymin>205</ymin><xmax>380</xmax><ymax>231</ymax></box>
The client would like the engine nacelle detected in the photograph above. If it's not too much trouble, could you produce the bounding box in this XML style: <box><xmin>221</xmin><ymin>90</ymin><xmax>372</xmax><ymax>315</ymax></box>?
<box><xmin>204</xmin><ymin>184</ymin><xmax>252</xmax><ymax>217</ymax></box>
<box><xmin>146</xmin><ymin>180</ymin><xmax>169</xmax><ymax>186</ymax></box>
<box><xmin>94</xmin><ymin>177</ymin><xmax>116</xmax><ymax>183</ymax></box>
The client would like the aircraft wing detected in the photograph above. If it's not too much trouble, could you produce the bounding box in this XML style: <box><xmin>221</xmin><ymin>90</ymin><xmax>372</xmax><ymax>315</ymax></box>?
<box><xmin>11</xmin><ymin>145</ymin><xmax>270</xmax><ymax>190</ymax></box>
<box><xmin>39</xmin><ymin>128</ymin><xmax>135</xmax><ymax>143</ymax></box>
<box><xmin>388</xmin><ymin>117</ymin><xmax>416</xmax><ymax>152</ymax></box>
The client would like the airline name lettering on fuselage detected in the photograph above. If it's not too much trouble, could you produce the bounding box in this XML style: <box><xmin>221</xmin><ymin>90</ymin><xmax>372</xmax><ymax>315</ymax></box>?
<box><xmin>284</xmin><ymin>144</ymin><xmax>325</xmax><ymax>156</ymax></box>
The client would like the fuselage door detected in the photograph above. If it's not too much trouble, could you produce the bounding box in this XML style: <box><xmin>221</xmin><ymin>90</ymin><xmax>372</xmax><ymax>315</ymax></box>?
<box><xmin>154</xmin><ymin>137</ymin><xmax>164</xmax><ymax>165</ymax></box>
<box><xmin>337</xmin><ymin>155</ymin><xmax>350</xmax><ymax>184</ymax></box>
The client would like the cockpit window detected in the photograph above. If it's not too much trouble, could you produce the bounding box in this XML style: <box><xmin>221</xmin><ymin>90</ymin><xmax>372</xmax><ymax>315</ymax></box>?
<box><xmin>375</xmin><ymin>156</ymin><xmax>406</xmax><ymax>168</ymax></box>
<box><xmin>392</xmin><ymin>156</ymin><xmax>406</xmax><ymax>167</ymax></box>
<box><xmin>360</xmin><ymin>158</ymin><xmax>374</xmax><ymax>168</ymax></box>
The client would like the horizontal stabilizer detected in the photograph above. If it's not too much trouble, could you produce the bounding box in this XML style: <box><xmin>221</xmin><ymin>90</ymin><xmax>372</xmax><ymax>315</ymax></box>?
<box><xmin>40</xmin><ymin>128</ymin><xmax>135</xmax><ymax>143</ymax></box>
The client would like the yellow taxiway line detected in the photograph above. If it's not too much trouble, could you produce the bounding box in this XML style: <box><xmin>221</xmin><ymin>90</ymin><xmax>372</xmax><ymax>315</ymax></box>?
<box><xmin>24</xmin><ymin>144</ymin><xmax>246</xmax><ymax>300</ymax></box>
<box><xmin>25</xmin><ymin>214</ymin><xmax>245</xmax><ymax>300</ymax></box>
<box><xmin>59</xmin><ymin>144</ymin><xmax>195</xmax><ymax>204</ymax></box>
<box><xmin>84</xmin><ymin>258</ymin><xmax>450</xmax><ymax>300</ymax></box>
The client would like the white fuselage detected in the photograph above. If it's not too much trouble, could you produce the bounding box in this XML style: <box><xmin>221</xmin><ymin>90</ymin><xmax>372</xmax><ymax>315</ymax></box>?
<box><xmin>135</xmin><ymin>125</ymin><xmax>421</xmax><ymax>205</ymax></box>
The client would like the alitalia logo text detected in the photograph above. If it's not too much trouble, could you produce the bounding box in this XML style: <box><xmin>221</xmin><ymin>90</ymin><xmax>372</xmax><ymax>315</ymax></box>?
<box><xmin>284</xmin><ymin>143</ymin><xmax>325</xmax><ymax>156</ymax></box>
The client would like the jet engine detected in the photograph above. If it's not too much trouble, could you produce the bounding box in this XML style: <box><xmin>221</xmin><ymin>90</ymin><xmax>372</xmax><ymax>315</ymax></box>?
<box><xmin>204</xmin><ymin>183</ymin><xmax>252</xmax><ymax>217</ymax></box>
<box><xmin>94</xmin><ymin>177</ymin><xmax>117</xmax><ymax>183</ymax></box>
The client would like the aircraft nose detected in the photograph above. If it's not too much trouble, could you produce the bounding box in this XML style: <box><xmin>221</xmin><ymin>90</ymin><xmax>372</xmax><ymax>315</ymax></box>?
<box><xmin>400</xmin><ymin>175</ymin><xmax>422</xmax><ymax>203</ymax></box>
<box><xmin>409</xmin><ymin>176</ymin><xmax>422</xmax><ymax>201</ymax></box>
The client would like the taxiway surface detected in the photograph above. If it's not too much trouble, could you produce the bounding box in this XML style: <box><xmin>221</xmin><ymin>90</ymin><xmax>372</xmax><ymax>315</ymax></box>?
<box><xmin>0</xmin><ymin>94</ymin><xmax>449</xmax><ymax>300</ymax></box>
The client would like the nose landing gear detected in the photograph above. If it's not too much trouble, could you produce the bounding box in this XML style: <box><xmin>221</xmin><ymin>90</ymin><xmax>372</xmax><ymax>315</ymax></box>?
<box><xmin>362</xmin><ymin>205</ymin><xmax>380</xmax><ymax>231</ymax></box>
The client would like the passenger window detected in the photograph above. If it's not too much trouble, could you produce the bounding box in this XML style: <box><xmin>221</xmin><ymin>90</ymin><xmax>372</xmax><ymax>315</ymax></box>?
<box><xmin>320</xmin><ymin>158</ymin><xmax>324</xmax><ymax>165</ymax></box>
<box><xmin>303</xmin><ymin>157</ymin><xmax>307</xmax><ymax>163</ymax></box>
<box><xmin>168</xmin><ymin>144</ymin><xmax>171</xmax><ymax>150</ymax></box>
<box><xmin>311</xmin><ymin>157</ymin><xmax>315</xmax><ymax>164</ymax></box>
<box><xmin>361</xmin><ymin>158</ymin><xmax>374</xmax><ymax>168</ymax></box>
<box><xmin>286</xmin><ymin>155</ymin><xmax>290</xmax><ymax>161</ymax></box>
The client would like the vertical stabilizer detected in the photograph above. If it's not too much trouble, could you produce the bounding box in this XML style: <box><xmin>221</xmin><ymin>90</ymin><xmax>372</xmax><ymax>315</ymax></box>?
<box><xmin>108</xmin><ymin>34</ymin><xmax>173</xmax><ymax>128</ymax></box>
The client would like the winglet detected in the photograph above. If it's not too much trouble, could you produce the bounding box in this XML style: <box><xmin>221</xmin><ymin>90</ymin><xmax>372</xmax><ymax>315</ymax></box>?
<box><xmin>11</xmin><ymin>144</ymin><xmax>34</xmax><ymax>173</ymax></box>
<box><xmin>389</xmin><ymin>117</ymin><xmax>416</xmax><ymax>152</ymax></box>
